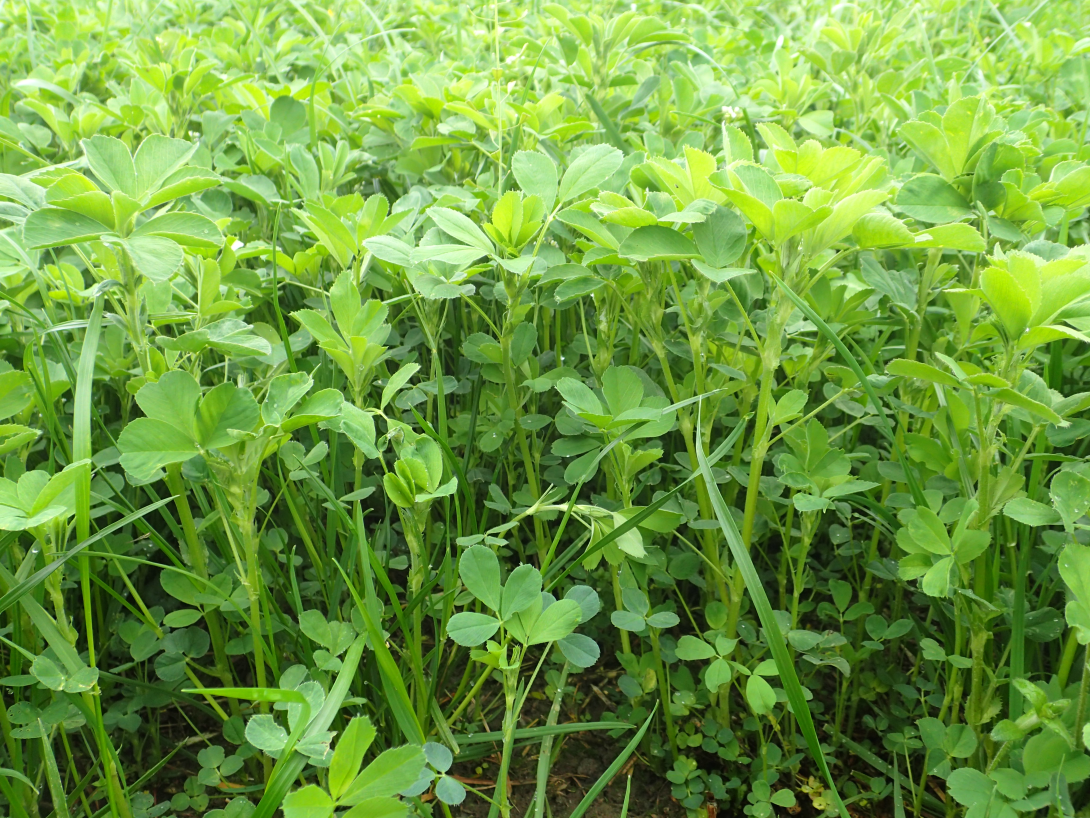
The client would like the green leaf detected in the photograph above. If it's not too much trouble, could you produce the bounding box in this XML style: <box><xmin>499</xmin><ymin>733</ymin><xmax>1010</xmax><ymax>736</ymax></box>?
<box><xmin>692</xmin><ymin>205</ymin><xmax>746</xmax><ymax>267</ymax></box>
<box><xmin>645</xmin><ymin>611</ymin><xmax>679</xmax><ymax>628</ymax></box>
<box><xmin>117</xmin><ymin>418</ymin><xmax>199</xmax><ymax>479</ymax></box>
<box><xmin>83</xmin><ymin>135</ymin><xmax>138</xmax><ymax>197</ymax></box>
<box><xmin>1061</xmin><ymin>541</ymin><xmax>1090</xmax><ymax>642</ymax></box>
<box><xmin>852</xmin><ymin>212</ymin><xmax>913</xmax><ymax>248</ymax></box>
<box><xmin>382</xmin><ymin>473</ymin><xmax>415</xmax><ymax>508</ymax></box>
<box><xmin>225</xmin><ymin>174</ymin><xmax>279</xmax><ymax>207</ymax></box>
<box><xmin>946</xmin><ymin>768</ymin><xmax>995</xmax><ymax>809</ymax></box>
<box><xmin>772</xmin><ymin>389</ymin><xmax>807</xmax><ymax>424</ymax></box>
<box><xmin>618</xmin><ymin>225</ymin><xmax>699</xmax><ymax>262</ymax></box>
<box><xmin>263</xmin><ymin>372</ymin><xmax>313</xmax><ymax>427</ymax></box>
<box><xmin>722</xmin><ymin>188</ymin><xmax>774</xmax><ymax>240</ymax></box>
<box><xmin>293</xmin><ymin>309</ymin><xmax>344</xmax><ymax>348</ymax></box>
<box><xmin>23</xmin><ymin>207</ymin><xmax>110</xmax><ymax>248</ymax></box>
<box><xmin>1003</xmin><ymin>497</ymin><xmax>1062</xmax><ymax>527</ymax></box>
<box><xmin>610</xmin><ymin>610</ymin><xmax>645</xmax><ymax>631</ymax></box>
<box><xmin>31</xmin><ymin>654</ymin><xmax>66</xmax><ymax>691</ymax></box>
<box><xmin>245</xmin><ymin>714</ymin><xmax>289</xmax><ymax>757</ymax></box>
<box><xmin>511</xmin><ymin>322</ymin><xmax>538</xmax><ymax>367</ymax></box>
<box><xmin>557</xmin><ymin>633</ymin><xmax>600</xmax><ymax>668</ymax></box>
<box><xmin>980</xmin><ymin>266</ymin><xmax>1032</xmax><ymax>339</ymax></box>
<box><xmin>602</xmin><ymin>366</ymin><xmax>644</xmax><ymax>417</ymax></box>
<box><xmin>147</xmin><ymin>166</ymin><xmax>221</xmax><ymax>208</ymax></box>
<box><xmin>676</xmin><ymin>635</ymin><xmax>716</xmax><ymax>661</ymax></box>
<box><xmin>427</xmin><ymin>206</ymin><xmax>493</xmax><ymax>253</ymax></box>
<box><xmin>0</xmin><ymin>370</ymin><xmax>33</xmax><ymax>420</ymax></box>
<box><xmin>329</xmin><ymin>717</ymin><xmax>376</xmax><ymax>800</ymax></box>
<box><xmin>809</xmin><ymin>190</ymin><xmax>888</xmax><ymax>253</ymax></box>
<box><xmin>158</xmin><ymin>319</ymin><xmax>273</xmax><ymax>359</ymax></box>
<box><xmin>920</xmin><ymin>556</ymin><xmax>954</xmax><ymax>597</ymax></box>
<box><xmin>380</xmin><ymin>362</ymin><xmax>419</xmax><ymax>411</ymax></box>
<box><xmin>282</xmin><ymin>389</ymin><xmax>343</xmax><ymax>433</ymax></box>
<box><xmin>459</xmin><ymin>545</ymin><xmax>502</xmax><ymax>610</ymax></box>
<box><xmin>559</xmin><ymin>145</ymin><xmax>623</xmax><ymax>202</ymax></box>
<box><xmin>906</xmin><ymin>506</ymin><xmax>951</xmax><ymax>555</ymax></box>
<box><xmin>913</xmin><ymin>223</ymin><xmax>985</xmax><ymax>251</ymax></box>
<box><xmin>123</xmin><ymin>236</ymin><xmax>183</xmax><ymax>282</ymax></box>
<box><xmin>886</xmin><ymin>359</ymin><xmax>961</xmax><ymax>389</ymax></box>
<box><xmin>896</xmin><ymin>174</ymin><xmax>973</xmax><ymax>224</ymax></box>
<box><xmin>557</xmin><ymin>209</ymin><xmax>620</xmax><ymax>249</ymax></box>
<box><xmin>341</xmin><ymin>798</ymin><xmax>409</xmax><ymax>818</ymax></box>
<box><xmin>135</xmin><ymin>370</ymin><xmax>200</xmax><ymax>429</ymax></box>
<box><xmin>132</xmin><ymin>211</ymin><xmax>223</xmax><ymax>249</ymax></box>
<box><xmin>991</xmin><ymin>387</ymin><xmax>1062</xmax><ymax>425</ymax></box>
<box><xmin>133</xmin><ymin>135</ymin><xmax>199</xmax><ymax>199</ymax></box>
<box><xmin>526</xmin><ymin>598</ymin><xmax>582</xmax><ymax>644</ymax></box>
<box><xmin>512</xmin><ymin>151</ymin><xmax>558</xmax><ymax>211</ymax></box>
<box><xmin>766</xmin><ymin>790</ymin><xmax>795</xmax><ymax>810</ymax></box>
<box><xmin>704</xmin><ymin>657</ymin><xmax>732</xmax><ymax>692</ymax></box>
<box><xmin>195</xmin><ymin>383</ymin><xmax>261</xmax><ymax>447</ymax></box>
<box><xmin>435</xmin><ymin>775</ymin><xmax>466</xmax><ymax>806</ymax></box>
<box><xmin>556</xmin><ymin>377</ymin><xmax>604</xmax><ymax>417</ymax></box>
<box><xmin>746</xmin><ymin>674</ymin><xmax>776</xmax><ymax>716</ymax></box>
<box><xmin>942</xmin><ymin>724</ymin><xmax>978</xmax><ymax>759</ymax></box>
<box><xmin>341</xmin><ymin>744</ymin><xmax>426</xmax><ymax>804</ymax></box>
<box><xmin>301</xmin><ymin>204</ymin><xmax>357</xmax><ymax>267</ymax></box>
<box><xmin>282</xmin><ymin>786</ymin><xmax>333</xmax><ymax>818</ymax></box>
<box><xmin>500</xmin><ymin>563</ymin><xmax>542</xmax><ymax>620</ymax></box>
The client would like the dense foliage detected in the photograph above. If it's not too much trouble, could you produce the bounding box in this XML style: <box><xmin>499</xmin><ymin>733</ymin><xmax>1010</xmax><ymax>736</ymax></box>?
<box><xmin>1</xmin><ymin>0</ymin><xmax>1090</xmax><ymax>816</ymax></box>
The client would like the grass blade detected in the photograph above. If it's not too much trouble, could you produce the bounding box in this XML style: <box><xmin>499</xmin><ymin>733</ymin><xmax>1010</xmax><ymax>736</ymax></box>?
<box><xmin>0</xmin><ymin>497</ymin><xmax>172</xmax><ymax>617</ymax></box>
<box><xmin>546</xmin><ymin>414</ymin><xmax>747</xmax><ymax>587</ymax></box>
<box><xmin>72</xmin><ymin>294</ymin><xmax>102</xmax><ymax>517</ymax></box>
<box><xmin>0</xmin><ymin>769</ymin><xmax>36</xmax><ymax>792</ymax></box>
<box><xmin>893</xmin><ymin>755</ymin><xmax>907</xmax><ymax>818</ymax></box>
<box><xmin>38</xmin><ymin>724</ymin><xmax>69</xmax><ymax>818</ymax></box>
<box><xmin>839</xmin><ymin>736</ymin><xmax>945</xmax><ymax>815</ymax></box>
<box><xmin>334</xmin><ymin>556</ymin><xmax>425</xmax><ymax>745</ymax></box>
<box><xmin>567</xmin><ymin>705</ymin><xmax>657</xmax><ymax>818</ymax></box>
<box><xmin>695</xmin><ymin>405</ymin><xmax>848</xmax><ymax>818</ymax></box>
<box><xmin>454</xmin><ymin>720</ymin><xmax>631</xmax><ymax>745</ymax></box>
<box><xmin>250</xmin><ymin>635</ymin><xmax>368</xmax><ymax>818</ymax></box>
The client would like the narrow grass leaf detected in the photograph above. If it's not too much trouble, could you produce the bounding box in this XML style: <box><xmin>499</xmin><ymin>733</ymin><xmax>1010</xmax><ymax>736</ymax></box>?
<box><xmin>695</xmin><ymin>406</ymin><xmax>848</xmax><ymax>818</ymax></box>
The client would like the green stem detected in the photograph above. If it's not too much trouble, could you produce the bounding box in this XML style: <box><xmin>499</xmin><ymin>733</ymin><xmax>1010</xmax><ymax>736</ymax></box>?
<box><xmin>400</xmin><ymin>508</ymin><xmax>431</xmax><ymax>730</ymax></box>
<box><xmin>500</xmin><ymin>320</ymin><xmax>546</xmax><ymax>557</ymax></box>
<box><xmin>166</xmin><ymin>465</ymin><xmax>235</xmax><ymax>694</ymax></box>
<box><xmin>790</xmin><ymin>522</ymin><xmax>815</xmax><ymax>630</ymax></box>
<box><xmin>1075</xmin><ymin>648</ymin><xmax>1090</xmax><ymax>742</ymax></box>
<box><xmin>653</xmin><ymin>339</ymin><xmax>728</xmax><ymax>606</ymax></box>
<box><xmin>490</xmin><ymin>668</ymin><xmax>520</xmax><ymax>818</ymax></box>
<box><xmin>226</xmin><ymin>488</ymin><xmax>271</xmax><ymax>782</ymax></box>
<box><xmin>533</xmin><ymin>662</ymin><xmax>570</xmax><ymax>818</ymax></box>
<box><xmin>1058</xmin><ymin>627</ymin><xmax>1080</xmax><ymax>690</ymax></box>
<box><xmin>729</xmin><ymin>296</ymin><xmax>791</xmax><ymax>638</ymax></box>
<box><xmin>0</xmin><ymin>688</ymin><xmax>30</xmax><ymax>818</ymax></box>
<box><xmin>448</xmin><ymin>663</ymin><xmax>493</xmax><ymax>726</ymax></box>
<box><xmin>649</xmin><ymin>628</ymin><xmax>677</xmax><ymax>760</ymax></box>
<box><xmin>611</xmin><ymin>563</ymin><xmax>632</xmax><ymax>655</ymax></box>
